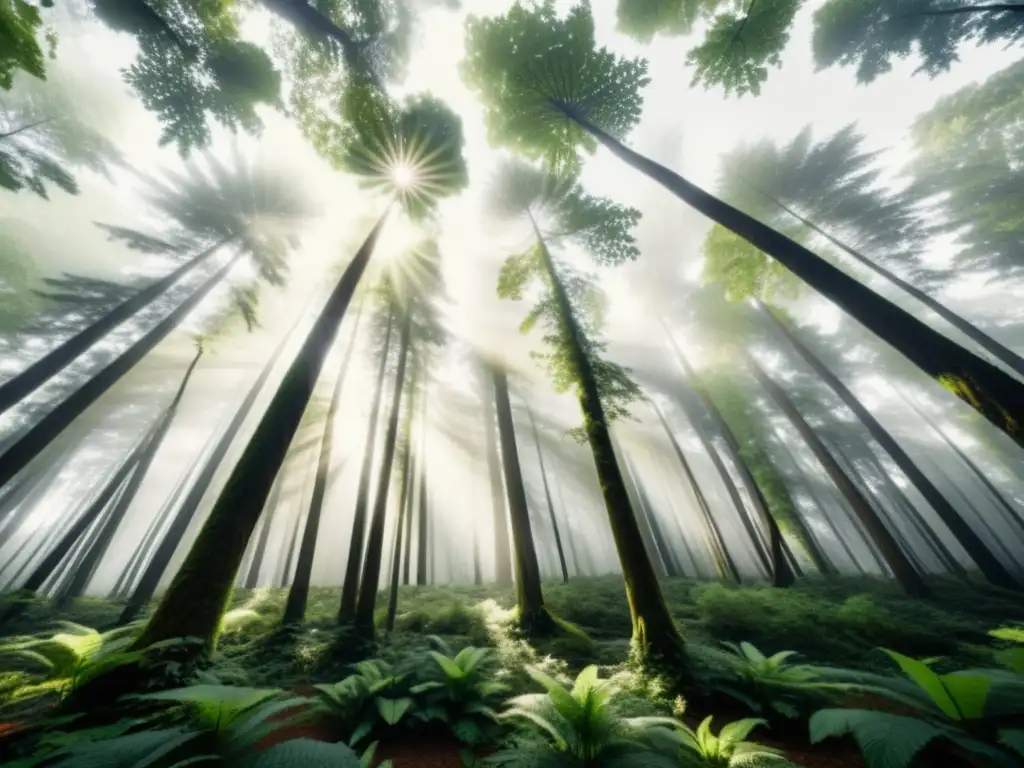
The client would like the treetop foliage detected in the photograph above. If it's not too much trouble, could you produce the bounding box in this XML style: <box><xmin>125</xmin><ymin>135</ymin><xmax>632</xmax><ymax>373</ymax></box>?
<box><xmin>686</xmin><ymin>0</ymin><xmax>801</xmax><ymax>98</ymax></box>
<box><xmin>462</xmin><ymin>0</ymin><xmax>650</xmax><ymax>175</ymax></box>
<box><xmin>615</xmin><ymin>0</ymin><xmax>724</xmax><ymax>43</ymax></box>
<box><xmin>0</xmin><ymin>0</ymin><xmax>55</xmax><ymax>91</ymax></box>
<box><xmin>489</xmin><ymin>160</ymin><xmax>641</xmax><ymax>268</ymax></box>
<box><xmin>498</xmin><ymin>242</ymin><xmax>641</xmax><ymax>438</ymax></box>
<box><xmin>812</xmin><ymin>0</ymin><xmax>1024</xmax><ymax>84</ymax></box>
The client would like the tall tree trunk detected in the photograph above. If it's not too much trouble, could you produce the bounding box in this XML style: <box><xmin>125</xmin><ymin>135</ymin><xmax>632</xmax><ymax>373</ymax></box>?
<box><xmin>653</xmin><ymin>403</ymin><xmax>740</xmax><ymax>582</ymax></box>
<box><xmin>58</xmin><ymin>345</ymin><xmax>204</xmax><ymax>603</ymax></box>
<box><xmin>0</xmin><ymin>251</ymin><xmax>244</xmax><ymax>492</ymax></box>
<box><xmin>386</xmin><ymin>380</ymin><xmax>419</xmax><ymax>631</ymax></box>
<box><xmin>624</xmin><ymin>448</ymin><xmax>681</xmax><ymax>577</ymax></box>
<box><xmin>530</xmin><ymin>213</ymin><xmax>685</xmax><ymax>664</ymax></box>
<box><xmin>0</xmin><ymin>431</ymin><xmax>156</xmax><ymax>624</ymax></box>
<box><xmin>759</xmin><ymin>194</ymin><xmax>1024</xmax><ymax>381</ymax></box>
<box><xmin>759</xmin><ymin>304</ymin><xmax>1020</xmax><ymax>589</ymax></box>
<box><xmin>558</xmin><ymin>110</ymin><xmax>1024</xmax><ymax>451</ymax></box>
<box><xmin>242</xmin><ymin>476</ymin><xmax>286</xmax><ymax>589</ymax></box>
<box><xmin>118</xmin><ymin>310</ymin><xmax>302</xmax><ymax>625</ymax></box>
<box><xmin>416</xmin><ymin>433</ymin><xmax>429</xmax><ymax>586</ymax></box>
<box><xmin>744</xmin><ymin>350</ymin><xmax>929</xmax><ymax>596</ymax></box>
<box><xmin>660</xmin><ymin>322</ymin><xmax>814</xmax><ymax>579</ymax></box>
<box><xmin>131</xmin><ymin>211</ymin><xmax>390</xmax><ymax>651</ymax></box>
<box><xmin>615</xmin><ymin>441</ymin><xmax>669</xmax><ymax>577</ymax></box>
<box><xmin>491</xmin><ymin>366</ymin><xmax>550</xmax><ymax>630</ymax></box>
<box><xmin>282</xmin><ymin>301</ymin><xmax>365</xmax><ymax>624</ymax></box>
<box><xmin>338</xmin><ymin>309</ymin><xmax>395</xmax><ymax>622</ymax></box>
<box><xmin>525</xmin><ymin>403</ymin><xmax>568</xmax><ymax>583</ymax></box>
<box><xmin>0</xmin><ymin>117</ymin><xmax>53</xmax><ymax>140</ymax></box>
<box><xmin>354</xmin><ymin>311</ymin><xmax>414</xmax><ymax>631</ymax></box>
<box><xmin>483</xmin><ymin>374</ymin><xmax>513</xmax><ymax>585</ymax></box>
<box><xmin>553</xmin><ymin>478</ymin><xmax>581</xmax><ymax>577</ymax></box>
<box><xmin>401</xmin><ymin>434</ymin><xmax>417</xmax><ymax>586</ymax></box>
<box><xmin>0</xmin><ymin>238</ymin><xmax>233</xmax><ymax>415</ymax></box>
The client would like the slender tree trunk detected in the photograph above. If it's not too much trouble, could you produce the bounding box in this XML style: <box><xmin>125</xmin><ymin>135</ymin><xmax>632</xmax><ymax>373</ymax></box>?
<box><xmin>624</xmin><ymin>448</ymin><xmax>681</xmax><ymax>577</ymax></box>
<box><xmin>615</xmin><ymin>441</ymin><xmax>669</xmax><ymax>577</ymax></box>
<box><xmin>131</xmin><ymin>211</ymin><xmax>390</xmax><ymax>651</ymax></box>
<box><xmin>0</xmin><ymin>117</ymin><xmax>53</xmax><ymax>140</ymax></box>
<box><xmin>526</xmin><ymin>403</ymin><xmax>568</xmax><ymax>583</ymax></box>
<box><xmin>338</xmin><ymin>309</ymin><xmax>395</xmax><ymax>623</ymax></box>
<box><xmin>483</xmin><ymin>375</ymin><xmax>513</xmax><ymax>586</ymax></box>
<box><xmin>118</xmin><ymin>311</ymin><xmax>302</xmax><ymax>624</ymax></box>
<box><xmin>759</xmin><ymin>305</ymin><xmax>1019</xmax><ymax>589</ymax></box>
<box><xmin>0</xmin><ymin>250</ymin><xmax>243</xmax><ymax>493</ymax></box>
<box><xmin>282</xmin><ymin>301</ymin><xmax>365</xmax><ymax>624</ymax></box>
<box><xmin>652</xmin><ymin>402</ymin><xmax>740</xmax><ymax>582</ymax></box>
<box><xmin>760</xmin><ymin>195</ymin><xmax>1024</xmax><ymax>381</ymax></box>
<box><xmin>386</xmin><ymin>381</ymin><xmax>418</xmax><ymax>631</ymax></box>
<box><xmin>0</xmin><ymin>238</ymin><xmax>233</xmax><ymax>416</ymax></box>
<box><xmin>553</xmin><ymin>478</ymin><xmax>581</xmax><ymax>577</ymax></box>
<box><xmin>416</xmin><ymin>438</ymin><xmax>429</xmax><ymax>586</ymax></box>
<box><xmin>558</xmin><ymin>110</ymin><xmax>1024</xmax><ymax>451</ymax></box>
<box><xmin>401</xmin><ymin>448</ymin><xmax>416</xmax><ymax>586</ymax></box>
<box><xmin>354</xmin><ymin>312</ymin><xmax>414</xmax><ymax>631</ymax></box>
<box><xmin>58</xmin><ymin>346</ymin><xmax>204</xmax><ymax>603</ymax></box>
<box><xmin>659</xmin><ymin>322</ymin><xmax>807</xmax><ymax>580</ymax></box>
<box><xmin>492</xmin><ymin>366</ymin><xmax>550</xmax><ymax>630</ymax></box>
<box><xmin>0</xmin><ymin>433</ymin><xmax>155</xmax><ymax>624</ymax></box>
<box><xmin>242</xmin><ymin>476</ymin><xmax>285</xmax><ymax>589</ymax></box>
<box><xmin>744</xmin><ymin>351</ymin><xmax>929</xmax><ymax>596</ymax></box>
<box><xmin>530</xmin><ymin>214</ymin><xmax>686</xmax><ymax>664</ymax></box>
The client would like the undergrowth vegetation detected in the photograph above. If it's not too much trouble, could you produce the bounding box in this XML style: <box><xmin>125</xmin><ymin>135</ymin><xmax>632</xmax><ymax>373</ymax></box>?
<box><xmin>1</xmin><ymin>576</ymin><xmax>1022</xmax><ymax>767</ymax></box>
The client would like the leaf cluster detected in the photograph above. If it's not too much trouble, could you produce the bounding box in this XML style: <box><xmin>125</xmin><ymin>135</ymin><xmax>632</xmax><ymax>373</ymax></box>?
<box><xmin>462</xmin><ymin>0</ymin><xmax>649</xmax><ymax>175</ymax></box>
<box><xmin>810</xmin><ymin>648</ymin><xmax>1024</xmax><ymax>768</ymax></box>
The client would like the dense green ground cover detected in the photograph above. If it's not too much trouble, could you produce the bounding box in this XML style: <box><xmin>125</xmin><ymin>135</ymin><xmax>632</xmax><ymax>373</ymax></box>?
<box><xmin>2</xmin><ymin>576</ymin><xmax>1022</xmax><ymax>767</ymax></box>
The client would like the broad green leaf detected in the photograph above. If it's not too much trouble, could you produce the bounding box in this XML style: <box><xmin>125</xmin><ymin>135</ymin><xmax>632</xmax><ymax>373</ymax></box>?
<box><xmin>810</xmin><ymin>709</ymin><xmax>944</xmax><ymax>768</ymax></box>
<box><xmin>246</xmin><ymin>738</ymin><xmax>361</xmax><ymax>768</ymax></box>
<box><xmin>375</xmin><ymin>696</ymin><xmax>413</xmax><ymax>725</ymax></box>
<box><xmin>430</xmin><ymin>652</ymin><xmax>466</xmax><ymax>680</ymax></box>
<box><xmin>718</xmin><ymin>717</ymin><xmax>767</xmax><ymax>745</ymax></box>
<box><xmin>526</xmin><ymin>666</ymin><xmax>581</xmax><ymax>721</ymax></box>
<box><xmin>999</xmin><ymin>729</ymin><xmax>1024</xmax><ymax>758</ymax></box>
<box><xmin>882</xmin><ymin>649</ymin><xmax>960</xmax><ymax>719</ymax></box>
<box><xmin>939</xmin><ymin>673</ymin><xmax>991</xmax><ymax>720</ymax></box>
<box><xmin>348</xmin><ymin>720</ymin><xmax>374</xmax><ymax>746</ymax></box>
<box><xmin>571</xmin><ymin>665</ymin><xmax>599</xmax><ymax>699</ymax></box>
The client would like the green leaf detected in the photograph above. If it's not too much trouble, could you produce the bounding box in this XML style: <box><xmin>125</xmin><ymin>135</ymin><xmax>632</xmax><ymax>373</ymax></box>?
<box><xmin>810</xmin><ymin>709</ymin><xmax>945</xmax><ymax>768</ymax></box>
<box><xmin>246</xmin><ymin>738</ymin><xmax>361</xmax><ymax>768</ymax></box>
<box><xmin>939</xmin><ymin>673</ymin><xmax>991</xmax><ymax>720</ymax></box>
<box><xmin>410</xmin><ymin>682</ymin><xmax>445</xmax><ymax>694</ymax></box>
<box><xmin>882</xmin><ymin>649</ymin><xmax>960</xmax><ymax>720</ymax></box>
<box><xmin>525</xmin><ymin>667</ymin><xmax>580</xmax><ymax>721</ymax></box>
<box><xmin>348</xmin><ymin>720</ymin><xmax>374</xmax><ymax>746</ymax></box>
<box><xmin>430</xmin><ymin>652</ymin><xmax>466</xmax><ymax>680</ymax></box>
<box><xmin>996</xmin><ymin>648</ymin><xmax>1024</xmax><ymax>674</ymax></box>
<box><xmin>375</xmin><ymin>696</ymin><xmax>413</xmax><ymax>725</ymax></box>
<box><xmin>999</xmin><ymin>729</ymin><xmax>1024</xmax><ymax>758</ymax></box>
<box><xmin>718</xmin><ymin>717</ymin><xmax>767</xmax><ymax>745</ymax></box>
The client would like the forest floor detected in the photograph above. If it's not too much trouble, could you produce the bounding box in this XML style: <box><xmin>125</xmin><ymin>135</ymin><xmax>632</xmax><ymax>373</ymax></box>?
<box><xmin>2</xmin><ymin>574</ymin><xmax>1022</xmax><ymax>767</ymax></box>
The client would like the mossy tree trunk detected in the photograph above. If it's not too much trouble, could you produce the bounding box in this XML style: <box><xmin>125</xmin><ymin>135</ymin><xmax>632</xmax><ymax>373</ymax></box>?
<box><xmin>416</xmin><ymin>395</ymin><xmax>430</xmax><ymax>586</ymax></box>
<box><xmin>745</xmin><ymin>350</ymin><xmax>929</xmax><ymax>597</ymax></box>
<box><xmin>530</xmin><ymin>217</ymin><xmax>685</xmax><ymax>665</ymax></box>
<box><xmin>339</xmin><ymin>309</ymin><xmax>395</xmax><ymax>622</ymax></box>
<box><xmin>491</xmin><ymin>366</ymin><xmax>551</xmax><ymax>632</ymax></box>
<box><xmin>130</xmin><ymin>212</ymin><xmax>390</xmax><ymax>651</ymax></box>
<box><xmin>354</xmin><ymin>311</ymin><xmax>414</xmax><ymax>632</ymax></box>
<box><xmin>283</xmin><ymin>300</ymin><xmax>366</xmax><ymax>624</ymax></box>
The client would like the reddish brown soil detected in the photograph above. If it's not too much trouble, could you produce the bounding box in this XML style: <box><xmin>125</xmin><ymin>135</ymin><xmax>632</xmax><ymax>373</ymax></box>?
<box><xmin>373</xmin><ymin>735</ymin><xmax>470</xmax><ymax>768</ymax></box>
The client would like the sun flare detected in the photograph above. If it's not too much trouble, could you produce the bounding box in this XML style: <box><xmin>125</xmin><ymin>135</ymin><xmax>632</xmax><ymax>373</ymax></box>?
<box><xmin>391</xmin><ymin>164</ymin><xmax>416</xmax><ymax>189</ymax></box>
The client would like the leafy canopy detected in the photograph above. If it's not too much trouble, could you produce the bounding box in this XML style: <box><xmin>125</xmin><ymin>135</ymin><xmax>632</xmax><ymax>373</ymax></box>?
<box><xmin>462</xmin><ymin>0</ymin><xmax>649</xmax><ymax>175</ymax></box>
<box><xmin>615</xmin><ymin>0</ymin><xmax>725</xmax><ymax>42</ymax></box>
<box><xmin>702</xmin><ymin>223</ymin><xmax>801</xmax><ymax>302</ymax></box>
<box><xmin>812</xmin><ymin>0</ymin><xmax>1024</xmax><ymax>85</ymax></box>
<box><xmin>0</xmin><ymin>0</ymin><xmax>55</xmax><ymax>91</ymax></box>
<box><xmin>687</xmin><ymin>0</ymin><xmax>801</xmax><ymax>97</ymax></box>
